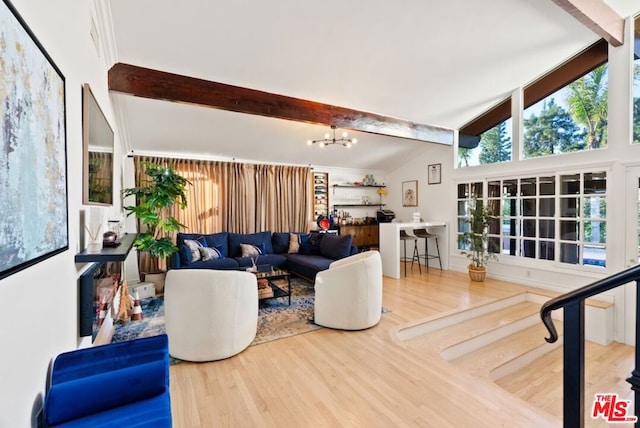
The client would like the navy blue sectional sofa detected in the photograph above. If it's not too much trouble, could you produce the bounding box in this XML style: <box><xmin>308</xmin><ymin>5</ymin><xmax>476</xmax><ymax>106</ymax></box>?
<box><xmin>171</xmin><ymin>231</ymin><xmax>357</xmax><ymax>280</ymax></box>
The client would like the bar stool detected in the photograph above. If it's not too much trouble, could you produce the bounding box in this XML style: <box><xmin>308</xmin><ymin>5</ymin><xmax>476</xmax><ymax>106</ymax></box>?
<box><xmin>413</xmin><ymin>228</ymin><xmax>442</xmax><ymax>272</ymax></box>
<box><xmin>399</xmin><ymin>229</ymin><xmax>421</xmax><ymax>276</ymax></box>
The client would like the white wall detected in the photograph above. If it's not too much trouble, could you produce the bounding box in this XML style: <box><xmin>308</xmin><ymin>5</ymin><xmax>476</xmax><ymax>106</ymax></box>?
<box><xmin>385</xmin><ymin>144</ymin><xmax>453</xmax><ymax>224</ymax></box>
<box><xmin>0</xmin><ymin>1</ymin><xmax>123</xmax><ymax>426</ymax></box>
<box><xmin>385</xmin><ymin>143</ymin><xmax>453</xmax><ymax>269</ymax></box>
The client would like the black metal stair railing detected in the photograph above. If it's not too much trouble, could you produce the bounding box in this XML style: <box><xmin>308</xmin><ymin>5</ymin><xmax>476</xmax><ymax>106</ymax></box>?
<box><xmin>540</xmin><ymin>264</ymin><xmax>640</xmax><ymax>428</ymax></box>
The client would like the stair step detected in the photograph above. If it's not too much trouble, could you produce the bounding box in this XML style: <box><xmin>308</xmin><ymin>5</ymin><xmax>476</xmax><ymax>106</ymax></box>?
<box><xmin>396</xmin><ymin>294</ymin><xmax>529</xmax><ymax>341</ymax></box>
<box><xmin>405</xmin><ymin>301</ymin><xmax>541</xmax><ymax>356</ymax></box>
<box><xmin>448</xmin><ymin>322</ymin><xmax>562</xmax><ymax>380</ymax></box>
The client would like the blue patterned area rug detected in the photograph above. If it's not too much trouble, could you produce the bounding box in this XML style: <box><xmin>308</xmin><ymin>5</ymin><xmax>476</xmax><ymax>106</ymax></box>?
<box><xmin>110</xmin><ymin>278</ymin><xmax>321</xmax><ymax>347</ymax></box>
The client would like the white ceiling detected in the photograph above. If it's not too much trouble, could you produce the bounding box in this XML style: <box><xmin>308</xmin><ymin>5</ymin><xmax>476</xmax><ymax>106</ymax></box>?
<box><xmin>106</xmin><ymin>0</ymin><xmax>639</xmax><ymax>170</ymax></box>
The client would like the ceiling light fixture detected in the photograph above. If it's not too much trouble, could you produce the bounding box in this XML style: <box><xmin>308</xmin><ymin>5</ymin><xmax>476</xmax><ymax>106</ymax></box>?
<box><xmin>307</xmin><ymin>125</ymin><xmax>358</xmax><ymax>148</ymax></box>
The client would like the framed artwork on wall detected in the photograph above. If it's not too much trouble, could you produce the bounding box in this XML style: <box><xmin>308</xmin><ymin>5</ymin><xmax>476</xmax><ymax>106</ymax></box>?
<box><xmin>402</xmin><ymin>180</ymin><xmax>418</xmax><ymax>207</ymax></box>
<box><xmin>0</xmin><ymin>0</ymin><xmax>68</xmax><ymax>280</ymax></box>
<box><xmin>428</xmin><ymin>163</ymin><xmax>442</xmax><ymax>185</ymax></box>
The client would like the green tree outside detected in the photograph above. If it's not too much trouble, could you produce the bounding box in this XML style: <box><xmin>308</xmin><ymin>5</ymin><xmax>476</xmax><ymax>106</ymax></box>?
<box><xmin>458</xmin><ymin>147</ymin><xmax>471</xmax><ymax>167</ymax></box>
<box><xmin>523</xmin><ymin>98</ymin><xmax>584</xmax><ymax>158</ymax></box>
<box><xmin>479</xmin><ymin>121</ymin><xmax>511</xmax><ymax>164</ymax></box>
<box><xmin>566</xmin><ymin>64</ymin><xmax>608</xmax><ymax>150</ymax></box>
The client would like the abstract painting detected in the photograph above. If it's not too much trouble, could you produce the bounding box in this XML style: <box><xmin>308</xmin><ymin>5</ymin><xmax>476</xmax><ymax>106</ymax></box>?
<box><xmin>0</xmin><ymin>0</ymin><xmax>68</xmax><ymax>280</ymax></box>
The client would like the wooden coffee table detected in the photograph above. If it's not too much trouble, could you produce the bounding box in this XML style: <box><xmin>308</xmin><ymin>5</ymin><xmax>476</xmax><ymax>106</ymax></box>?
<box><xmin>253</xmin><ymin>266</ymin><xmax>291</xmax><ymax>305</ymax></box>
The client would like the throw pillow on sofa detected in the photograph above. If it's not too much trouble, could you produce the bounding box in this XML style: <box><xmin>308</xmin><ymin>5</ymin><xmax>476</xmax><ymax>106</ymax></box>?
<box><xmin>177</xmin><ymin>232</ymin><xmax>229</xmax><ymax>260</ymax></box>
<box><xmin>183</xmin><ymin>237</ymin><xmax>207</xmax><ymax>263</ymax></box>
<box><xmin>229</xmin><ymin>231</ymin><xmax>273</xmax><ymax>257</ymax></box>
<box><xmin>288</xmin><ymin>233</ymin><xmax>310</xmax><ymax>254</ymax></box>
<box><xmin>240</xmin><ymin>243</ymin><xmax>265</xmax><ymax>257</ymax></box>
<box><xmin>299</xmin><ymin>232</ymin><xmax>323</xmax><ymax>255</ymax></box>
<box><xmin>202</xmin><ymin>232</ymin><xmax>229</xmax><ymax>257</ymax></box>
<box><xmin>320</xmin><ymin>233</ymin><xmax>353</xmax><ymax>260</ymax></box>
<box><xmin>179</xmin><ymin>245</ymin><xmax>193</xmax><ymax>265</ymax></box>
<box><xmin>199</xmin><ymin>246</ymin><xmax>223</xmax><ymax>261</ymax></box>
<box><xmin>271</xmin><ymin>232</ymin><xmax>290</xmax><ymax>254</ymax></box>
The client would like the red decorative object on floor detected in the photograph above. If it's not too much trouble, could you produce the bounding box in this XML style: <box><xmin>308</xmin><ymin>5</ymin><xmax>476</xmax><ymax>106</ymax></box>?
<box><xmin>131</xmin><ymin>291</ymin><xmax>143</xmax><ymax>321</ymax></box>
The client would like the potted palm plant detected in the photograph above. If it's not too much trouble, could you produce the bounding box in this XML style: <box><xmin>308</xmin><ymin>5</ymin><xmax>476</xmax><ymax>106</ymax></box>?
<box><xmin>123</xmin><ymin>162</ymin><xmax>190</xmax><ymax>292</ymax></box>
<box><xmin>457</xmin><ymin>198</ymin><xmax>498</xmax><ymax>281</ymax></box>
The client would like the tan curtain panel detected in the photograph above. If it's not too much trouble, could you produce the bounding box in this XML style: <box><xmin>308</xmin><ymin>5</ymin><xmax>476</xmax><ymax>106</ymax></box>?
<box><xmin>133</xmin><ymin>156</ymin><xmax>311</xmax><ymax>238</ymax></box>
<box><xmin>255</xmin><ymin>163</ymin><xmax>310</xmax><ymax>233</ymax></box>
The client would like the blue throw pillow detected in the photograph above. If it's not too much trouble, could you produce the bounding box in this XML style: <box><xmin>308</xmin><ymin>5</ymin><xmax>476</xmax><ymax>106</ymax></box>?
<box><xmin>320</xmin><ymin>233</ymin><xmax>353</xmax><ymax>260</ymax></box>
<box><xmin>299</xmin><ymin>232</ymin><xmax>323</xmax><ymax>255</ymax></box>
<box><xmin>180</xmin><ymin>245</ymin><xmax>193</xmax><ymax>265</ymax></box>
<box><xmin>203</xmin><ymin>232</ymin><xmax>229</xmax><ymax>258</ymax></box>
<box><xmin>272</xmin><ymin>232</ymin><xmax>290</xmax><ymax>254</ymax></box>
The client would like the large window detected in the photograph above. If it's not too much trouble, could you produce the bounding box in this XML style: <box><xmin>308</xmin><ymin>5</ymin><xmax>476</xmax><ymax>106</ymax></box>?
<box><xmin>458</xmin><ymin>119</ymin><xmax>512</xmax><ymax>168</ymax></box>
<box><xmin>458</xmin><ymin>40</ymin><xmax>608</xmax><ymax>167</ymax></box>
<box><xmin>457</xmin><ymin>170</ymin><xmax>607</xmax><ymax>267</ymax></box>
<box><xmin>523</xmin><ymin>65</ymin><xmax>608</xmax><ymax>158</ymax></box>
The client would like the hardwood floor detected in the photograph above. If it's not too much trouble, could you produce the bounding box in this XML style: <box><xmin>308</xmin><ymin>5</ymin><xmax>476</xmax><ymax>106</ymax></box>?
<box><xmin>169</xmin><ymin>266</ymin><xmax>633</xmax><ymax>427</ymax></box>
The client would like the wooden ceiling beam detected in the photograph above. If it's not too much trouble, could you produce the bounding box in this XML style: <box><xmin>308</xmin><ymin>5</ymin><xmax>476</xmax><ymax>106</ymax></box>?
<box><xmin>551</xmin><ymin>0</ymin><xmax>624</xmax><ymax>47</ymax></box>
<box><xmin>108</xmin><ymin>63</ymin><xmax>453</xmax><ymax>145</ymax></box>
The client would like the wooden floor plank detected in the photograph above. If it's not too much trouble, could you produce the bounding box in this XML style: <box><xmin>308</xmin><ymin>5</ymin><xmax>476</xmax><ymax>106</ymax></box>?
<box><xmin>169</xmin><ymin>268</ymin><xmax>631</xmax><ymax>427</ymax></box>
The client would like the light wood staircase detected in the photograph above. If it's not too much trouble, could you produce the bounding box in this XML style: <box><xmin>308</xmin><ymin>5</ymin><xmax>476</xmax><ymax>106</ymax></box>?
<box><xmin>394</xmin><ymin>293</ymin><xmax>563</xmax><ymax>383</ymax></box>
<box><xmin>391</xmin><ymin>289</ymin><xmax>633</xmax><ymax>426</ymax></box>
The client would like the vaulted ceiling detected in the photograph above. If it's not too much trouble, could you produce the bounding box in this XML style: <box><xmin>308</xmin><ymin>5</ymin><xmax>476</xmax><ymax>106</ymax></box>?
<box><xmin>105</xmin><ymin>0</ymin><xmax>639</xmax><ymax>171</ymax></box>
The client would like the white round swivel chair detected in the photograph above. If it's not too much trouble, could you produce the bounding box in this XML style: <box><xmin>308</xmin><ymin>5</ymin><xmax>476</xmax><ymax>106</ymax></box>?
<box><xmin>164</xmin><ymin>269</ymin><xmax>258</xmax><ymax>361</ymax></box>
<box><xmin>314</xmin><ymin>250</ymin><xmax>383</xmax><ymax>330</ymax></box>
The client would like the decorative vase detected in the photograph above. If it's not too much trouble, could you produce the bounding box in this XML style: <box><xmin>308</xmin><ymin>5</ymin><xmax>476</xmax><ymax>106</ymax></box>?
<box><xmin>468</xmin><ymin>264</ymin><xmax>486</xmax><ymax>282</ymax></box>
<box><xmin>145</xmin><ymin>272</ymin><xmax>166</xmax><ymax>294</ymax></box>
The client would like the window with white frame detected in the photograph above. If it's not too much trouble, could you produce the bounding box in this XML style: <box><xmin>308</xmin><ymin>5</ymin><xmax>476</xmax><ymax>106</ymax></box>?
<box><xmin>457</xmin><ymin>171</ymin><xmax>607</xmax><ymax>267</ymax></box>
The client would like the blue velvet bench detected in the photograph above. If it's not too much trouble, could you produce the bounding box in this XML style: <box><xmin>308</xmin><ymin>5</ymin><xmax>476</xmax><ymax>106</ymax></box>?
<box><xmin>44</xmin><ymin>334</ymin><xmax>172</xmax><ymax>427</ymax></box>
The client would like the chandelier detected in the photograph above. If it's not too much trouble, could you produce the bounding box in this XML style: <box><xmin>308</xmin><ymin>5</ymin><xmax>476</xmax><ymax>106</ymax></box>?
<box><xmin>307</xmin><ymin>125</ymin><xmax>358</xmax><ymax>148</ymax></box>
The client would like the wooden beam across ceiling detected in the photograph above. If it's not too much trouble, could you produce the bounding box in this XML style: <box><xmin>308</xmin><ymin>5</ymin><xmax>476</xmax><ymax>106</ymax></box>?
<box><xmin>551</xmin><ymin>0</ymin><xmax>625</xmax><ymax>47</ymax></box>
<box><xmin>108</xmin><ymin>63</ymin><xmax>453</xmax><ymax>145</ymax></box>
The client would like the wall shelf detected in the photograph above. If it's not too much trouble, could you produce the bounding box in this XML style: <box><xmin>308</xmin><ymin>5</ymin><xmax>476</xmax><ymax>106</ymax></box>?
<box><xmin>75</xmin><ymin>233</ymin><xmax>136</xmax><ymax>263</ymax></box>
<box><xmin>333</xmin><ymin>204</ymin><xmax>385</xmax><ymax>208</ymax></box>
<box><xmin>76</xmin><ymin>233</ymin><xmax>137</xmax><ymax>338</ymax></box>
<box><xmin>332</xmin><ymin>184</ymin><xmax>386</xmax><ymax>189</ymax></box>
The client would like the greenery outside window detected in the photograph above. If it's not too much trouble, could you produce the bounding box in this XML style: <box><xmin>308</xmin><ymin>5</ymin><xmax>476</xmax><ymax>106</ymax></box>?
<box><xmin>457</xmin><ymin>170</ymin><xmax>607</xmax><ymax>268</ymax></box>
<box><xmin>523</xmin><ymin>65</ymin><xmax>608</xmax><ymax>158</ymax></box>
<box><xmin>459</xmin><ymin>119</ymin><xmax>512</xmax><ymax>168</ymax></box>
